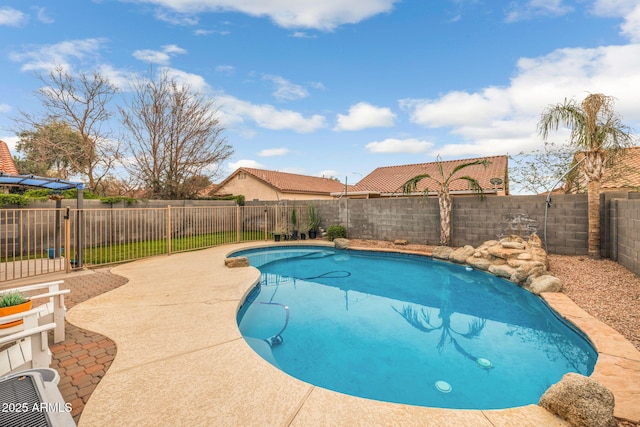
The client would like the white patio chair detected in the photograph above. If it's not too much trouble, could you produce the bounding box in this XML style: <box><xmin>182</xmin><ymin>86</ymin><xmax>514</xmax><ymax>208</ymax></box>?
<box><xmin>0</xmin><ymin>308</ymin><xmax>56</xmax><ymax>376</ymax></box>
<box><xmin>0</xmin><ymin>280</ymin><xmax>70</xmax><ymax>343</ymax></box>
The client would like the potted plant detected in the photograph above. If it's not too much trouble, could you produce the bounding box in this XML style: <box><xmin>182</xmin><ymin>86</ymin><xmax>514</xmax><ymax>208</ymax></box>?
<box><xmin>273</xmin><ymin>225</ymin><xmax>286</xmax><ymax>242</ymax></box>
<box><xmin>307</xmin><ymin>205</ymin><xmax>321</xmax><ymax>239</ymax></box>
<box><xmin>0</xmin><ymin>291</ymin><xmax>33</xmax><ymax>329</ymax></box>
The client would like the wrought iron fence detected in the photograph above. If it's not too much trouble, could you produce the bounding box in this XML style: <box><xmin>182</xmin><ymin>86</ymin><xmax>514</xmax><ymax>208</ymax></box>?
<box><xmin>0</xmin><ymin>204</ymin><xmax>309</xmax><ymax>282</ymax></box>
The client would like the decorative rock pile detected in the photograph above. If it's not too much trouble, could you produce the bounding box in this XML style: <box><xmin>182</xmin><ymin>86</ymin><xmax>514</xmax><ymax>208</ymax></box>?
<box><xmin>432</xmin><ymin>233</ymin><xmax>562</xmax><ymax>295</ymax></box>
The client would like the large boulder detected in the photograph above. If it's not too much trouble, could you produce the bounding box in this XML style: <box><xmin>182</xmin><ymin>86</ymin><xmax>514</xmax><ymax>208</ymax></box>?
<box><xmin>334</xmin><ymin>238</ymin><xmax>350</xmax><ymax>249</ymax></box>
<box><xmin>466</xmin><ymin>256</ymin><xmax>492</xmax><ymax>271</ymax></box>
<box><xmin>509</xmin><ymin>261</ymin><xmax>546</xmax><ymax>284</ymax></box>
<box><xmin>432</xmin><ymin>246</ymin><xmax>454</xmax><ymax>260</ymax></box>
<box><xmin>488</xmin><ymin>264</ymin><xmax>516</xmax><ymax>279</ymax></box>
<box><xmin>449</xmin><ymin>245</ymin><xmax>475</xmax><ymax>263</ymax></box>
<box><xmin>526</xmin><ymin>274</ymin><xmax>563</xmax><ymax>294</ymax></box>
<box><xmin>539</xmin><ymin>373</ymin><xmax>616</xmax><ymax>427</ymax></box>
<box><xmin>224</xmin><ymin>256</ymin><xmax>249</xmax><ymax>268</ymax></box>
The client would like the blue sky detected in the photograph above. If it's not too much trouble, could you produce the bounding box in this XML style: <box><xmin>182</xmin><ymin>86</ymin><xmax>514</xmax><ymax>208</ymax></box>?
<box><xmin>1</xmin><ymin>0</ymin><xmax>639</xmax><ymax>193</ymax></box>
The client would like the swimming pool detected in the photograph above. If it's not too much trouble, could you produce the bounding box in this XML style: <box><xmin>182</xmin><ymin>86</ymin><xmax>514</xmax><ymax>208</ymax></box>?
<box><xmin>234</xmin><ymin>245</ymin><xmax>597</xmax><ymax>409</ymax></box>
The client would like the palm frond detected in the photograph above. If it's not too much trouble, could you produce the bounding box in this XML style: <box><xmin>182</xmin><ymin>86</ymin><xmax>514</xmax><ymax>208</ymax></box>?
<box><xmin>401</xmin><ymin>174</ymin><xmax>432</xmax><ymax>194</ymax></box>
<box><xmin>456</xmin><ymin>176</ymin><xmax>485</xmax><ymax>199</ymax></box>
<box><xmin>392</xmin><ymin>305</ymin><xmax>439</xmax><ymax>332</ymax></box>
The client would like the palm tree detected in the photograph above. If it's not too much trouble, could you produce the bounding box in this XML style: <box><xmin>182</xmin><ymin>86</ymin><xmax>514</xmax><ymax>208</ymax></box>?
<box><xmin>537</xmin><ymin>93</ymin><xmax>633</xmax><ymax>258</ymax></box>
<box><xmin>402</xmin><ymin>156</ymin><xmax>490</xmax><ymax>246</ymax></box>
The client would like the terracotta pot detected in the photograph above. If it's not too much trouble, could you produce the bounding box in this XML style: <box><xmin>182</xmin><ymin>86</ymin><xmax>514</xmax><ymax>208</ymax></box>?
<box><xmin>0</xmin><ymin>300</ymin><xmax>33</xmax><ymax>329</ymax></box>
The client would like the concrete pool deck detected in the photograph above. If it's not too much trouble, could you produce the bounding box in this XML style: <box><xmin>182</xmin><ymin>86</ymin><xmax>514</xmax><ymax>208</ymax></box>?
<box><xmin>65</xmin><ymin>241</ymin><xmax>640</xmax><ymax>426</ymax></box>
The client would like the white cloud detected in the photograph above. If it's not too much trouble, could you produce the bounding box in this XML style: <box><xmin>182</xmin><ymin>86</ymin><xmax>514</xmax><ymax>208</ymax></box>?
<box><xmin>215</xmin><ymin>65</ymin><xmax>235</xmax><ymax>74</ymax></box>
<box><xmin>290</xmin><ymin>31</ymin><xmax>317</xmax><ymax>38</ymax></box>
<box><xmin>164</xmin><ymin>67</ymin><xmax>210</xmax><ymax>93</ymax></box>
<box><xmin>154</xmin><ymin>10</ymin><xmax>199</xmax><ymax>26</ymax></box>
<box><xmin>1</xmin><ymin>136</ymin><xmax>20</xmax><ymax>155</ymax></box>
<box><xmin>97</xmin><ymin>64</ymin><xmax>137</xmax><ymax>91</ymax></box>
<box><xmin>162</xmin><ymin>44</ymin><xmax>187</xmax><ymax>54</ymax></box>
<box><xmin>505</xmin><ymin>0</ymin><xmax>573</xmax><ymax>23</ymax></box>
<box><xmin>263</xmin><ymin>75</ymin><xmax>309</xmax><ymax>101</ymax></box>
<box><xmin>591</xmin><ymin>1</ymin><xmax>640</xmax><ymax>42</ymax></box>
<box><xmin>365</xmin><ymin>138</ymin><xmax>433</xmax><ymax>154</ymax></box>
<box><xmin>9</xmin><ymin>38</ymin><xmax>105</xmax><ymax>72</ymax></box>
<box><xmin>319</xmin><ymin>169</ymin><xmax>338</xmax><ymax>179</ymax></box>
<box><xmin>620</xmin><ymin>4</ymin><xmax>640</xmax><ymax>42</ymax></box>
<box><xmin>400</xmin><ymin>41</ymin><xmax>640</xmax><ymax>158</ymax></box>
<box><xmin>401</xmin><ymin>89</ymin><xmax>511</xmax><ymax>128</ymax></box>
<box><xmin>334</xmin><ymin>102</ymin><xmax>396</xmax><ymax>131</ymax></box>
<box><xmin>133</xmin><ymin>44</ymin><xmax>186</xmax><ymax>65</ymax></box>
<box><xmin>133</xmin><ymin>49</ymin><xmax>171</xmax><ymax>64</ymax></box>
<box><xmin>218</xmin><ymin>94</ymin><xmax>327</xmax><ymax>133</ymax></box>
<box><xmin>258</xmin><ymin>148</ymin><xmax>289</xmax><ymax>157</ymax></box>
<box><xmin>0</xmin><ymin>104</ymin><xmax>10</xmax><ymax>113</ymax></box>
<box><xmin>135</xmin><ymin>0</ymin><xmax>400</xmax><ymax>31</ymax></box>
<box><xmin>228</xmin><ymin>159</ymin><xmax>265</xmax><ymax>170</ymax></box>
<box><xmin>0</xmin><ymin>7</ymin><xmax>27</xmax><ymax>26</ymax></box>
<box><xmin>33</xmin><ymin>7</ymin><xmax>54</xmax><ymax>24</ymax></box>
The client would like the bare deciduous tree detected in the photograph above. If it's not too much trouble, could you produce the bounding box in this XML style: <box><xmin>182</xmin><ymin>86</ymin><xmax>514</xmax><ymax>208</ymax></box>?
<box><xmin>120</xmin><ymin>71</ymin><xmax>233</xmax><ymax>199</ymax></box>
<box><xmin>15</xmin><ymin>66</ymin><xmax>121</xmax><ymax>193</ymax></box>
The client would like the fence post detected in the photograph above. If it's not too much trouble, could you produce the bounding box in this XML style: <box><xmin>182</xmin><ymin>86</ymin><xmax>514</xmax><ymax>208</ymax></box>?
<box><xmin>64</xmin><ymin>208</ymin><xmax>71</xmax><ymax>274</ymax></box>
<box><xmin>264</xmin><ymin>206</ymin><xmax>268</xmax><ymax>240</ymax></box>
<box><xmin>236</xmin><ymin>206</ymin><xmax>241</xmax><ymax>242</ymax></box>
<box><xmin>167</xmin><ymin>206</ymin><xmax>172</xmax><ymax>256</ymax></box>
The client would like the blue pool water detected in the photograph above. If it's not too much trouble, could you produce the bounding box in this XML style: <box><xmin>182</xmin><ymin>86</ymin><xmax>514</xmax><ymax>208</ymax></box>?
<box><xmin>234</xmin><ymin>246</ymin><xmax>597</xmax><ymax>409</ymax></box>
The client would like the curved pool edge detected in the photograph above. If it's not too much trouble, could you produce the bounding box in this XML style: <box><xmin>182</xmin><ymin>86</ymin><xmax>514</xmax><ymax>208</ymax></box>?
<box><xmin>70</xmin><ymin>242</ymin><xmax>639</xmax><ymax>425</ymax></box>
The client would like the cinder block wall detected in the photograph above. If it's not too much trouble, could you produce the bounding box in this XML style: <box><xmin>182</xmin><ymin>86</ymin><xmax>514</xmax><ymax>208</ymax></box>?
<box><xmin>307</xmin><ymin>194</ymin><xmax>589</xmax><ymax>255</ymax></box>
<box><xmin>610</xmin><ymin>195</ymin><xmax>640</xmax><ymax>275</ymax></box>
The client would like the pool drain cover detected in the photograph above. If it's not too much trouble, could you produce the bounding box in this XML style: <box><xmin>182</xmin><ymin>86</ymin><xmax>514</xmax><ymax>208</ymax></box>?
<box><xmin>435</xmin><ymin>380</ymin><xmax>452</xmax><ymax>393</ymax></box>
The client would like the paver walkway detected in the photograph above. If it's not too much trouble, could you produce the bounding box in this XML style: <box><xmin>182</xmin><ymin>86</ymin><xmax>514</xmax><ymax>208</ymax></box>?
<box><xmin>1</xmin><ymin>269</ymin><xmax>127</xmax><ymax>424</ymax></box>
<box><xmin>50</xmin><ymin>270</ymin><xmax>128</xmax><ymax>424</ymax></box>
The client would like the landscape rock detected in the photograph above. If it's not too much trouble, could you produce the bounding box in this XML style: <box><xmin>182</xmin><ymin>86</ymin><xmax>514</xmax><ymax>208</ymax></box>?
<box><xmin>538</xmin><ymin>373</ymin><xmax>616</xmax><ymax>427</ymax></box>
<box><xmin>488</xmin><ymin>264</ymin><xmax>516</xmax><ymax>279</ymax></box>
<box><xmin>431</xmin><ymin>233</ymin><xmax>561</xmax><ymax>296</ymax></box>
<box><xmin>449</xmin><ymin>245</ymin><xmax>475</xmax><ymax>263</ymax></box>
<box><xmin>526</xmin><ymin>274</ymin><xmax>563</xmax><ymax>294</ymax></box>
<box><xmin>334</xmin><ymin>238</ymin><xmax>350</xmax><ymax>249</ymax></box>
<box><xmin>432</xmin><ymin>246</ymin><xmax>454</xmax><ymax>260</ymax></box>
<box><xmin>224</xmin><ymin>257</ymin><xmax>249</xmax><ymax>268</ymax></box>
<box><xmin>509</xmin><ymin>261</ymin><xmax>546</xmax><ymax>284</ymax></box>
<box><xmin>394</xmin><ymin>239</ymin><xmax>408</xmax><ymax>246</ymax></box>
<box><xmin>501</xmin><ymin>241</ymin><xmax>526</xmax><ymax>250</ymax></box>
<box><xmin>465</xmin><ymin>256</ymin><xmax>492</xmax><ymax>271</ymax></box>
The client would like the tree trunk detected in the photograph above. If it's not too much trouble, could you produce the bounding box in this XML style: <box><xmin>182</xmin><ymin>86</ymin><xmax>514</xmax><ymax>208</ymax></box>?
<box><xmin>587</xmin><ymin>179</ymin><xmax>601</xmax><ymax>259</ymax></box>
<box><xmin>438</xmin><ymin>191</ymin><xmax>452</xmax><ymax>246</ymax></box>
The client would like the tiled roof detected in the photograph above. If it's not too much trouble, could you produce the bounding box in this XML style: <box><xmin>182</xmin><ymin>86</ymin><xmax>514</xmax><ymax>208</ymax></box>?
<box><xmin>0</xmin><ymin>141</ymin><xmax>18</xmax><ymax>174</ymax></box>
<box><xmin>600</xmin><ymin>146</ymin><xmax>640</xmax><ymax>190</ymax></box>
<box><xmin>352</xmin><ymin>155</ymin><xmax>508</xmax><ymax>194</ymax></box>
<box><xmin>236</xmin><ymin>168</ymin><xmax>346</xmax><ymax>194</ymax></box>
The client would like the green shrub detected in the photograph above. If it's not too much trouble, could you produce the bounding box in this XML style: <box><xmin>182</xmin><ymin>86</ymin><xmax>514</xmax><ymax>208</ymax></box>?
<box><xmin>327</xmin><ymin>225</ymin><xmax>347</xmax><ymax>241</ymax></box>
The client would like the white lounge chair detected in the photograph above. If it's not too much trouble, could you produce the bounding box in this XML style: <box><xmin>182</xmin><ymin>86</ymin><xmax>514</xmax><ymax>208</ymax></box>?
<box><xmin>0</xmin><ymin>280</ymin><xmax>69</xmax><ymax>343</ymax></box>
<box><xmin>0</xmin><ymin>308</ymin><xmax>56</xmax><ymax>376</ymax></box>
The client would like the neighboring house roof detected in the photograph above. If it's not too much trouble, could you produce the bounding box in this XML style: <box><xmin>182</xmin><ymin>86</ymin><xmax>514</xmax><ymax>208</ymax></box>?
<box><xmin>352</xmin><ymin>155</ymin><xmax>509</xmax><ymax>196</ymax></box>
<box><xmin>217</xmin><ymin>168</ymin><xmax>346</xmax><ymax>196</ymax></box>
<box><xmin>599</xmin><ymin>146</ymin><xmax>640</xmax><ymax>191</ymax></box>
<box><xmin>563</xmin><ymin>146</ymin><xmax>640</xmax><ymax>193</ymax></box>
<box><xmin>0</xmin><ymin>140</ymin><xmax>18</xmax><ymax>175</ymax></box>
